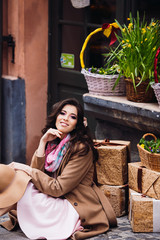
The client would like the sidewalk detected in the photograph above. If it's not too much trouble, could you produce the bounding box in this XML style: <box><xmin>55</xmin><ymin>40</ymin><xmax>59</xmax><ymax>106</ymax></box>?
<box><xmin>1</xmin><ymin>214</ymin><xmax>160</xmax><ymax>240</ymax></box>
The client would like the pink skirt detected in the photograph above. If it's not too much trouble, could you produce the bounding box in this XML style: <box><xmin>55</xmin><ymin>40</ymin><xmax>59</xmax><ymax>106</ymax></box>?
<box><xmin>17</xmin><ymin>182</ymin><xmax>83</xmax><ymax>239</ymax></box>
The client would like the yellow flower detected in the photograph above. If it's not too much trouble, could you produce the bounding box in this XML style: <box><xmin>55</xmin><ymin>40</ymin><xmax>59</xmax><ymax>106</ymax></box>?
<box><xmin>140</xmin><ymin>144</ymin><xmax>145</xmax><ymax>148</ymax></box>
<box><xmin>128</xmin><ymin>23</ymin><xmax>133</xmax><ymax>30</ymax></box>
<box><xmin>127</xmin><ymin>18</ymin><xmax>130</xmax><ymax>21</ymax></box>
<box><xmin>141</xmin><ymin>41</ymin><xmax>143</xmax><ymax>44</ymax></box>
<box><xmin>122</xmin><ymin>28</ymin><xmax>126</xmax><ymax>32</ymax></box>
<box><xmin>141</xmin><ymin>28</ymin><xmax>146</xmax><ymax>34</ymax></box>
<box><xmin>126</xmin><ymin>39</ymin><xmax>129</xmax><ymax>42</ymax></box>
<box><xmin>145</xmin><ymin>38</ymin><xmax>147</xmax><ymax>41</ymax></box>
<box><xmin>147</xmin><ymin>26</ymin><xmax>150</xmax><ymax>30</ymax></box>
<box><xmin>153</xmin><ymin>47</ymin><xmax>156</xmax><ymax>51</ymax></box>
<box><xmin>128</xmin><ymin>43</ymin><xmax>131</xmax><ymax>48</ymax></box>
<box><xmin>152</xmin><ymin>22</ymin><xmax>156</xmax><ymax>26</ymax></box>
<box><xmin>122</xmin><ymin>40</ymin><xmax>125</xmax><ymax>43</ymax></box>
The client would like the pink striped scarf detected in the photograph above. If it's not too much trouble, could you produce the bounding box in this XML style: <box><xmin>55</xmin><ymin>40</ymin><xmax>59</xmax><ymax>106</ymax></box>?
<box><xmin>45</xmin><ymin>134</ymin><xmax>71</xmax><ymax>172</ymax></box>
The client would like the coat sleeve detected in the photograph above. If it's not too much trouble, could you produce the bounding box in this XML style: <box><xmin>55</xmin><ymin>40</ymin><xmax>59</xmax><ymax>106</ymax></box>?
<box><xmin>30</xmin><ymin>146</ymin><xmax>94</xmax><ymax>198</ymax></box>
<box><xmin>30</xmin><ymin>150</ymin><xmax>45</xmax><ymax>171</ymax></box>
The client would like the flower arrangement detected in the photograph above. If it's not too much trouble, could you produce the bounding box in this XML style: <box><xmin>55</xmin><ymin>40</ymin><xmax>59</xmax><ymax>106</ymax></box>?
<box><xmin>105</xmin><ymin>12</ymin><xmax>160</xmax><ymax>90</ymax></box>
<box><xmin>85</xmin><ymin>64</ymin><xmax>120</xmax><ymax>75</ymax></box>
<box><xmin>139</xmin><ymin>136</ymin><xmax>160</xmax><ymax>154</ymax></box>
<box><xmin>80</xmin><ymin>22</ymin><xmax>126</xmax><ymax>96</ymax></box>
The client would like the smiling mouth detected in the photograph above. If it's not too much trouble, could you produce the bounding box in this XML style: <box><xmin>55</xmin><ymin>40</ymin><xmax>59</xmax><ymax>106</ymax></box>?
<box><xmin>60</xmin><ymin>122</ymin><xmax>69</xmax><ymax>127</ymax></box>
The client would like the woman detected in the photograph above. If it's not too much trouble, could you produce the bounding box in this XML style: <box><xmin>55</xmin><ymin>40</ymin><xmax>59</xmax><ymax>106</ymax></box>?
<box><xmin>0</xmin><ymin>98</ymin><xmax>117</xmax><ymax>239</ymax></box>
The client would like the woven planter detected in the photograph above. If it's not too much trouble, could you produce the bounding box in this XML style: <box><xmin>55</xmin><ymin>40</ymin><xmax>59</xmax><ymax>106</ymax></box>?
<box><xmin>151</xmin><ymin>47</ymin><xmax>160</xmax><ymax>108</ymax></box>
<box><xmin>125</xmin><ymin>78</ymin><xmax>154</xmax><ymax>102</ymax></box>
<box><xmin>80</xmin><ymin>25</ymin><xmax>126</xmax><ymax>96</ymax></box>
<box><xmin>137</xmin><ymin>133</ymin><xmax>160</xmax><ymax>172</ymax></box>
<box><xmin>81</xmin><ymin>69</ymin><xmax>125</xmax><ymax>96</ymax></box>
<box><xmin>152</xmin><ymin>83</ymin><xmax>160</xmax><ymax>107</ymax></box>
<box><xmin>70</xmin><ymin>0</ymin><xmax>90</xmax><ymax>8</ymax></box>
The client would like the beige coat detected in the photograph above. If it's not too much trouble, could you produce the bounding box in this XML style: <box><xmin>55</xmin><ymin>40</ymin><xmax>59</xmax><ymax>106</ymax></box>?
<box><xmin>30</xmin><ymin>143</ymin><xmax>117</xmax><ymax>239</ymax></box>
<box><xmin>1</xmin><ymin>143</ymin><xmax>117</xmax><ymax>239</ymax></box>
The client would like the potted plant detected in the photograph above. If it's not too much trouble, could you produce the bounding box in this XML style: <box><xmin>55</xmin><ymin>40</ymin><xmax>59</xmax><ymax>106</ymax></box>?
<box><xmin>137</xmin><ymin>133</ymin><xmax>160</xmax><ymax>171</ymax></box>
<box><xmin>151</xmin><ymin>47</ymin><xmax>160</xmax><ymax>108</ymax></box>
<box><xmin>139</xmin><ymin>134</ymin><xmax>160</xmax><ymax>154</ymax></box>
<box><xmin>80</xmin><ymin>23</ymin><xmax>126</xmax><ymax>96</ymax></box>
<box><xmin>105</xmin><ymin>12</ymin><xmax>160</xmax><ymax>102</ymax></box>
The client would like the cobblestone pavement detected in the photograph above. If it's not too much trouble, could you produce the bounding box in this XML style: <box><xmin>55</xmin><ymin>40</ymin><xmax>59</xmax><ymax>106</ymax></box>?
<box><xmin>107</xmin><ymin>216</ymin><xmax>160</xmax><ymax>240</ymax></box>
<box><xmin>1</xmin><ymin>214</ymin><xmax>160</xmax><ymax>239</ymax></box>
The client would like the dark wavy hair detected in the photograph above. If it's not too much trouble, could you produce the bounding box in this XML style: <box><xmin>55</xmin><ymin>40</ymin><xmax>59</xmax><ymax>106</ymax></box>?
<box><xmin>42</xmin><ymin>98</ymin><xmax>98</xmax><ymax>162</ymax></box>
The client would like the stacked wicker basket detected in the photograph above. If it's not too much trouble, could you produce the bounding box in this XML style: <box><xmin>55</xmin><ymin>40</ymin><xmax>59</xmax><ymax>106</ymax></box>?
<box><xmin>128</xmin><ymin>133</ymin><xmax>160</xmax><ymax>232</ymax></box>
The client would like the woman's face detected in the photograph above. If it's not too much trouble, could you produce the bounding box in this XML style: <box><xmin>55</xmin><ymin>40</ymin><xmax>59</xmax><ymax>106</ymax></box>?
<box><xmin>55</xmin><ymin>104</ymin><xmax>78</xmax><ymax>134</ymax></box>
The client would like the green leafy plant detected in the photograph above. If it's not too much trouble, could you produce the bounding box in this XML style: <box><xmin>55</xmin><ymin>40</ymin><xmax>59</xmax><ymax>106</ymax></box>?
<box><xmin>139</xmin><ymin>137</ymin><xmax>160</xmax><ymax>154</ymax></box>
<box><xmin>105</xmin><ymin>12</ymin><xmax>160</xmax><ymax>90</ymax></box>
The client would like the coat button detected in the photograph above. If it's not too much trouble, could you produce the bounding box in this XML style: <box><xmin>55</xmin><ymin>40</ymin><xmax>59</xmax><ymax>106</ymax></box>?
<box><xmin>74</xmin><ymin>202</ymin><xmax>78</xmax><ymax>206</ymax></box>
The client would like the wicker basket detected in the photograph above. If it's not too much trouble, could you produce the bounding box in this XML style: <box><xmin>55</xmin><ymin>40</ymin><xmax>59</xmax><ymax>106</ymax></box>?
<box><xmin>80</xmin><ymin>25</ymin><xmax>126</xmax><ymax>96</ymax></box>
<box><xmin>125</xmin><ymin>78</ymin><xmax>154</xmax><ymax>102</ymax></box>
<box><xmin>137</xmin><ymin>133</ymin><xmax>160</xmax><ymax>172</ymax></box>
<box><xmin>70</xmin><ymin>0</ymin><xmax>90</xmax><ymax>8</ymax></box>
<box><xmin>81</xmin><ymin>69</ymin><xmax>125</xmax><ymax>96</ymax></box>
<box><xmin>151</xmin><ymin>47</ymin><xmax>160</xmax><ymax>108</ymax></box>
<box><xmin>152</xmin><ymin>83</ymin><xmax>160</xmax><ymax>107</ymax></box>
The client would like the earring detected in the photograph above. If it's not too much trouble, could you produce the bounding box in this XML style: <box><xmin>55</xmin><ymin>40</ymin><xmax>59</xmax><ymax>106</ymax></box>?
<box><xmin>83</xmin><ymin>117</ymin><xmax>88</xmax><ymax>127</ymax></box>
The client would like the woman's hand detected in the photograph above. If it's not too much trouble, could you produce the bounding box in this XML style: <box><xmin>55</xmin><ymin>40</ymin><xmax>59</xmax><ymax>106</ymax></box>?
<box><xmin>41</xmin><ymin>128</ymin><xmax>63</xmax><ymax>143</ymax></box>
<box><xmin>9</xmin><ymin>162</ymin><xmax>32</xmax><ymax>176</ymax></box>
<box><xmin>36</xmin><ymin>128</ymin><xmax>63</xmax><ymax>157</ymax></box>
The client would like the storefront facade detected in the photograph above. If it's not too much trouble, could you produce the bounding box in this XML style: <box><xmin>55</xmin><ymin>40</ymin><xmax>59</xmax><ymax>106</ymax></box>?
<box><xmin>0</xmin><ymin>0</ymin><xmax>160</xmax><ymax>164</ymax></box>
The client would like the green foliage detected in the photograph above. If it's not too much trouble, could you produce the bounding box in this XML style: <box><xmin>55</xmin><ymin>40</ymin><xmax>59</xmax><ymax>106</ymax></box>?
<box><xmin>139</xmin><ymin>137</ymin><xmax>160</xmax><ymax>154</ymax></box>
<box><xmin>104</xmin><ymin>12</ymin><xmax>160</xmax><ymax>89</ymax></box>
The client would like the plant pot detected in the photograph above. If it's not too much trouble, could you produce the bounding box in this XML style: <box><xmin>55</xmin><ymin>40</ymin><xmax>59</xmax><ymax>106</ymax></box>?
<box><xmin>125</xmin><ymin>78</ymin><xmax>154</xmax><ymax>103</ymax></box>
<box><xmin>151</xmin><ymin>83</ymin><xmax>160</xmax><ymax>107</ymax></box>
<box><xmin>70</xmin><ymin>0</ymin><xmax>90</xmax><ymax>8</ymax></box>
<box><xmin>81</xmin><ymin>69</ymin><xmax>126</xmax><ymax>96</ymax></box>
